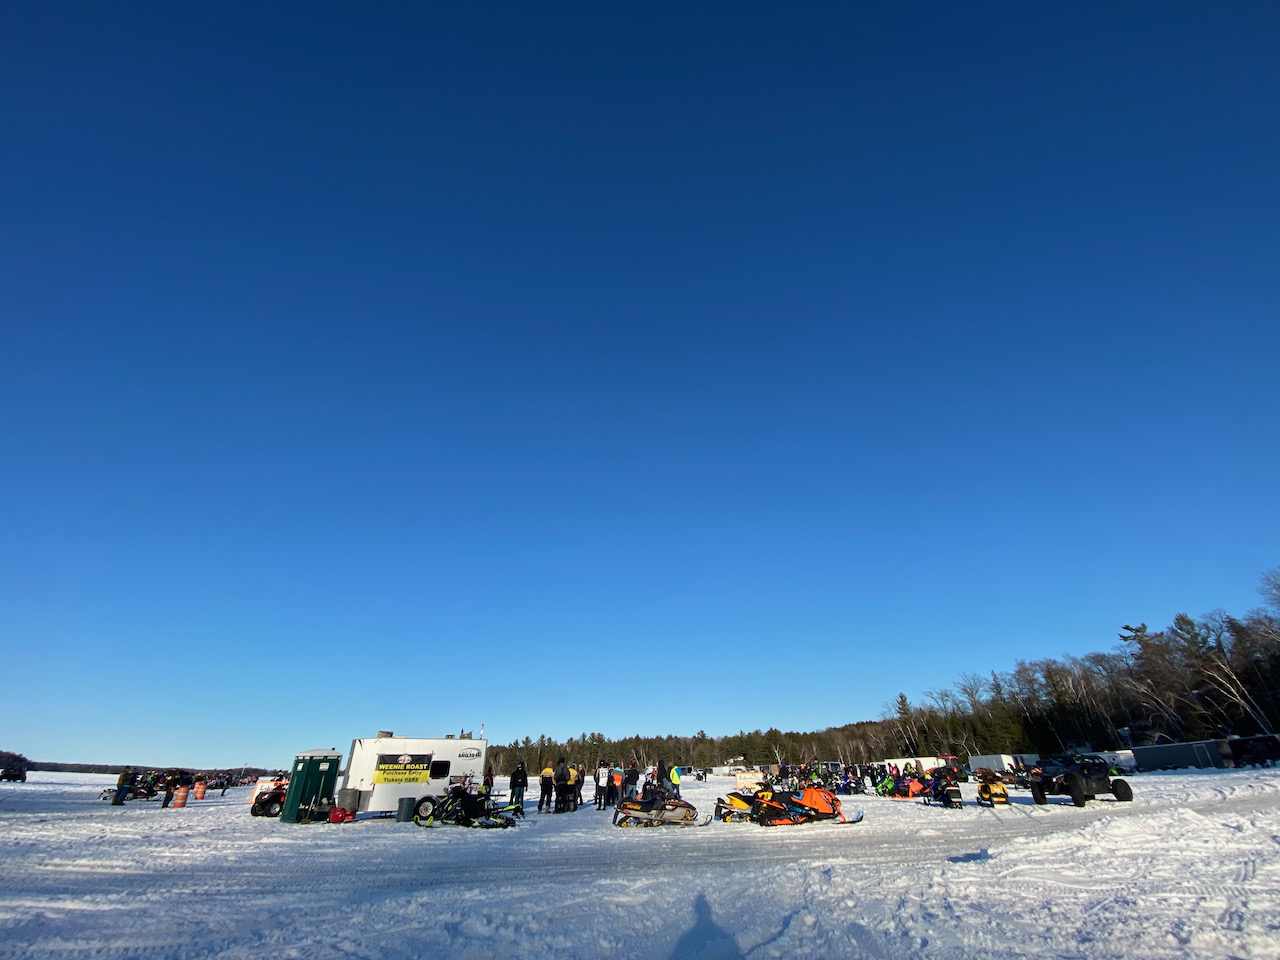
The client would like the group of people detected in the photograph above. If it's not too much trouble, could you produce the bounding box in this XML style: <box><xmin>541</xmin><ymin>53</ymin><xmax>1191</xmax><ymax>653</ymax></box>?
<box><xmin>768</xmin><ymin>762</ymin><xmax>906</xmax><ymax>796</ymax></box>
<box><xmin>504</xmin><ymin>758</ymin><xmax>683</xmax><ymax>814</ymax></box>
<box><xmin>110</xmin><ymin>767</ymin><xmax>245</xmax><ymax>807</ymax></box>
<box><xmin>770</xmin><ymin>761</ymin><xmax>1001</xmax><ymax>799</ymax></box>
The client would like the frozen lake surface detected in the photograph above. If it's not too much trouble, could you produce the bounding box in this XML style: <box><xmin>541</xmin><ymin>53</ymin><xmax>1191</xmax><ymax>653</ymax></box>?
<box><xmin>2</xmin><ymin>769</ymin><xmax>1278</xmax><ymax>959</ymax></box>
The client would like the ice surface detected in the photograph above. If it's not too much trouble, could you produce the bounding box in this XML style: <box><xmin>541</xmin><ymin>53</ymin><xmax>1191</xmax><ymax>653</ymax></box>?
<box><xmin>2</xmin><ymin>769</ymin><xmax>1278</xmax><ymax>958</ymax></box>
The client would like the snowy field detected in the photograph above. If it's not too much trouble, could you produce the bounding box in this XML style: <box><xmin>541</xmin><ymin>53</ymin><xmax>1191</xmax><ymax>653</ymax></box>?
<box><xmin>2</xmin><ymin>770</ymin><xmax>1279</xmax><ymax>960</ymax></box>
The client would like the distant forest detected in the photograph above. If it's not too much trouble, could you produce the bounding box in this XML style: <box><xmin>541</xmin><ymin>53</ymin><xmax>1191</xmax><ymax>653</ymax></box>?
<box><xmin>488</xmin><ymin>567</ymin><xmax>1280</xmax><ymax>775</ymax></box>
<box><xmin>0</xmin><ymin>756</ymin><xmax>282</xmax><ymax>777</ymax></box>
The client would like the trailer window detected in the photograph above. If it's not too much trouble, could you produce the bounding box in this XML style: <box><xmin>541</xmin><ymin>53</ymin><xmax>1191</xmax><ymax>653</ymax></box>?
<box><xmin>430</xmin><ymin>760</ymin><xmax>451</xmax><ymax>779</ymax></box>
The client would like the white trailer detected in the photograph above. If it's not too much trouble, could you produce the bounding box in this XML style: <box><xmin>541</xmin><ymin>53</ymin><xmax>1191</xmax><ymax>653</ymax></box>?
<box><xmin>967</xmin><ymin>754</ymin><xmax>1016</xmax><ymax>773</ymax></box>
<box><xmin>967</xmin><ymin>753</ymin><xmax>1039</xmax><ymax>773</ymax></box>
<box><xmin>338</xmin><ymin>734</ymin><xmax>488</xmax><ymax>820</ymax></box>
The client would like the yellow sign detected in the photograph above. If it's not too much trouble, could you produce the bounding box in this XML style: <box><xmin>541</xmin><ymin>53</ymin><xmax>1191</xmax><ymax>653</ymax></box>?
<box><xmin>373</xmin><ymin>754</ymin><xmax>432</xmax><ymax>785</ymax></box>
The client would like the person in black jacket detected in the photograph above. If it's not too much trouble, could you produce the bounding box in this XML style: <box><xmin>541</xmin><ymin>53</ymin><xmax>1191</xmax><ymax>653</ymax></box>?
<box><xmin>624</xmin><ymin>761</ymin><xmax>640</xmax><ymax>800</ymax></box>
<box><xmin>508</xmin><ymin>761</ymin><xmax>528</xmax><ymax>814</ymax></box>
<box><xmin>553</xmin><ymin>757</ymin><xmax>570</xmax><ymax>813</ymax></box>
<box><xmin>161</xmin><ymin>770</ymin><xmax>179</xmax><ymax>808</ymax></box>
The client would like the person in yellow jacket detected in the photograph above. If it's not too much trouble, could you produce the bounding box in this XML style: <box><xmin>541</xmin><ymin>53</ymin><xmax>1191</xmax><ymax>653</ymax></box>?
<box><xmin>669</xmin><ymin>762</ymin><xmax>682</xmax><ymax>799</ymax></box>
<box><xmin>565</xmin><ymin>763</ymin><xmax>579</xmax><ymax>811</ymax></box>
<box><xmin>538</xmin><ymin>763</ymin><xmax>555</xmax><ymax>813</ymax></box>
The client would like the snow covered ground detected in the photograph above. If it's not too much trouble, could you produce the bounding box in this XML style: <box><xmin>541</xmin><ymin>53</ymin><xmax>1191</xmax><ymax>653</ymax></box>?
<box><xmin>2</xmin><ymin>769</ymin><xmax>1279</xmax><ymax>959</ymax></box>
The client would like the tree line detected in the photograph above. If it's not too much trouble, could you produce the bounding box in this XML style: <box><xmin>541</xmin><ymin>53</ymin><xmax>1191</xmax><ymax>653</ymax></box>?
<box><xmin>487</xmin><ymin>567</ymin><xmax>1280</xmax><ymax>775</ymax></box>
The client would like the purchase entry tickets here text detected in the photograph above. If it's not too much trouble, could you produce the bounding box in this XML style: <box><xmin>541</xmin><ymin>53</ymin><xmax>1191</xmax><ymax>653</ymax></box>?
<box><xmin>373</xmin><ymin>754</ymin><xmax>433</xmax><ymax>784</ymax></box>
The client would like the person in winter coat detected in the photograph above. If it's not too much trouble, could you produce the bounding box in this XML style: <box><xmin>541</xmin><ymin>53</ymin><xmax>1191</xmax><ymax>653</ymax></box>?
<box><xmin>624</xmin><ymin>761</ymin><xmax>640</xmax><ymax>800</ymax></box>
<box><xmin>669</xmin><ymin>762</ymin><xmax>681</xmax><ymax>799</ymax></box>
<box><xmin>161</xmin><ymin>770</ymin><xmax>179</xmax><ymax>808</ymax></box>
<box><xmin>112</xmin><ymin>767</ymin><xmax>135</xmax><ymax>806</ymax></box>
<box><xmin>553</xmin><ymin>757</ymin><xmax>570</xmax><ymax>813</ymax></box>
<box><xmin>483</xmin><ymin>765</ymin><xmax>495</xmax><ymax>794</ymax></box>
<box><xmin>594</xmin><ymin>762</ymin><xmax>610</xmax><ymax>810</ymax></box>
<box><xmin>565</xmin><ymin>764</ymin><xmax>579</xmax><ymax>812</ymax></box>
<box><xmin>609</xmin><ymin>764</ymin><xmax>623</xmax><ymax>806</ymax></box>
<box><xmin>509</xmin><ymin>761</ymin><xmax>528</xmax><ymax>811</ymax></box>
<box><xmin>574</xmin><ymin>764</ymin><xmax>586</xmax><ymax>809</ymax></box>
<box><xmin>538</xmin><ymin>762</ymin><xmax>555</xmax><ymax>813</ymax></box>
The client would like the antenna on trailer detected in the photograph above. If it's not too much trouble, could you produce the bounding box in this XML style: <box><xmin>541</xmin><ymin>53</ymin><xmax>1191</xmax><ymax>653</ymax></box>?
<box><xmin>479</xmin><ymin>723</ymin><xmax>484</xmax><ymax>739</ymax></box>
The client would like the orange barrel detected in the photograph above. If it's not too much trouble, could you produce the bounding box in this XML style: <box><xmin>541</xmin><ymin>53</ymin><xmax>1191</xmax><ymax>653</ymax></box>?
<box><xmin>172</xmin><ymin>786</ymin><xmax>190</xmax><ymax>808</ymax></box>
<box><xmin>193</xmin><ymin>782</ymin><xmax>207</xmax><ymax>800</ymax></box>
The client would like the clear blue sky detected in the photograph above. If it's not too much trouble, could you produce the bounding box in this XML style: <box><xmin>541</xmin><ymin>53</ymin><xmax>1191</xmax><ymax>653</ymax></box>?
<box><xmin>2</xmin><ymin>3</ymin><xmax>1277</xmax><ymax>768</ymax></box>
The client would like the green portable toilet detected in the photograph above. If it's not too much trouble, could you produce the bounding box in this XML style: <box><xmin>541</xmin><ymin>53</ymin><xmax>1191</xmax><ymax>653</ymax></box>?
<box><xmin>280</xmin><ymin>749</ymin><xmax>342</xmax><ymax>823</ymax></box>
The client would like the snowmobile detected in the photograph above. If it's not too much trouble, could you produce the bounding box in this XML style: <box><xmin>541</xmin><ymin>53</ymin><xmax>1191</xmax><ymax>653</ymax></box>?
<box><xmin>614</xmin><ymin>784</ymin><xmax>709</xmax><ymax>827</ymax></box>
<box><xmin>715</xmin><ymin>780</ymin><xmax>796</xmax><ymax>823</ymax></box>
<box><xmin>714</xmin><ymin>788</ymin><xmax>761</xmax><ymax>823</ymax></box>
<box><xmin>418</xmin><ymin>784</ymin><xmax>521</xmax><ymax>828</ymax></box>
<box><xmin>98</xmin><ymin>782</ymin><xmax>158</xmax><ymax>803</ymax></box>
<box><xmin>716</xmin><ymin>783</ymin><xmax>859</xmax><ymax>826</ymax></box>
<box><xmin>975</xmin><ymin>770</ymin><xmax>1010</xmax><ymax>806</ymax></box>
<box><xmin>751</xmin><ymin>785</ymin><xmax>852</xmax><ymax>826</ymax></box>
<box><xmin>878</xmin><ymin>775</ymin><xmax>926</xmax><ymax>800</ymax></box>
<box><xmin>922</xmin><ymin>774</ymin><xmax>964</xmax><ymax>809</ymax></box>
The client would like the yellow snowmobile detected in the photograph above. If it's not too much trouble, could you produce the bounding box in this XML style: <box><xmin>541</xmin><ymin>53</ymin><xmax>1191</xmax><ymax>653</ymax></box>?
<box><xmin>975</xmin><ymin>769</ymin><xmax>1009</xmax><ymax>806</ymax></box>
<box><xmin>714</xmin><ymin>787</ymin><xmax>764</xmax><ymax>823</ymax></box>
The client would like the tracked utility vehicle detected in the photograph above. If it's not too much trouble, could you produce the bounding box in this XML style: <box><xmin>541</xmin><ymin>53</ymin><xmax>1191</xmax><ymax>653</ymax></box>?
<box><xmin>1030</xmin><ymin>754</ymin><xmax>1133</xmax><ymax>807</ymax></box>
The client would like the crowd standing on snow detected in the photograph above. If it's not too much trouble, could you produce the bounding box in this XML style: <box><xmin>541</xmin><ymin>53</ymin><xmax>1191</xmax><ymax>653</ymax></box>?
<box><xmin>106</xmin><ymin>767</ymin><xmax>259</xmax><ymax>806</ymax></box>
<box><xmin>512</xmin><ymin>757</ymin><xmax>688</xmax><ymax>813</ymax></box>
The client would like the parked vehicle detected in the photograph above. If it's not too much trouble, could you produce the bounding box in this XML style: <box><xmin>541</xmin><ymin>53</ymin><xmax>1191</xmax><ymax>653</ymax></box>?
<box><xmin>416</xmin><ymin>784</ymin><xmax>521</xmax><ymax>828</ymax></box>
<box><xmin>929</xmin><ymin>756</ymin><xmax>969</xmax><ymax>783</ymax></box>
<box><xmin>920</xmin><ymin>764</ymin><xmax>965</xmax><ymax>809</ymax></box>
<box><xmin>714</xmin><ymin>782</ymin><xmax>857</xmax><ymax>826</ymax></box>
<box><xmin>974</xmin><ymin>769</ymin><xmax>1009</xmax><ymax>806</ymax></box>
<box><xmin>335</xmin><ymin>734</ymin><xmax>488</xmax><ymax>821</ymax></box>
<box><xmin>1030</xmin><ymin>754</ymin><xmax>1133</xmax><ymax>807</ymax></box>
<box><xmin>250</xmin><ymin>781</ymin><xmax>288</xmax><ymax>817</ymax></box>
<box><xmin>923</xmin><ymin>775</ymin><xmax>965</xmax><ymax>809</ymax></box>
<box><xmin>615</xmin><ymin>784</ymin><xmax>709</xmax><ymax>827</ymax></box>
<box><xmin>98</xmin><ymin>782</ymin><xmax>159</xmax><ymax>803</ymax></box>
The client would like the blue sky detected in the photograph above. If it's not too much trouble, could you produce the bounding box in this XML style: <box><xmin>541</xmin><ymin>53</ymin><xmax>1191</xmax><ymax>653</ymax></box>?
<box><xmin>2</xmin><ymin>3</ymin><xmax>1277</xmax><ymax>768</ymax></box>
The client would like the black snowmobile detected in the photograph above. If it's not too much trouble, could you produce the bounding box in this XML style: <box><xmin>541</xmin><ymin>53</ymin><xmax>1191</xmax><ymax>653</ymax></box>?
<box><xmin>922</xmin><ymin>770</ymin><xmax>964</xmax><ymax>809</ymax></box>
<box><xmin>418</xmin><ymin>784</ymin><xmax>522</xmax><ymax>828</ymax></box>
